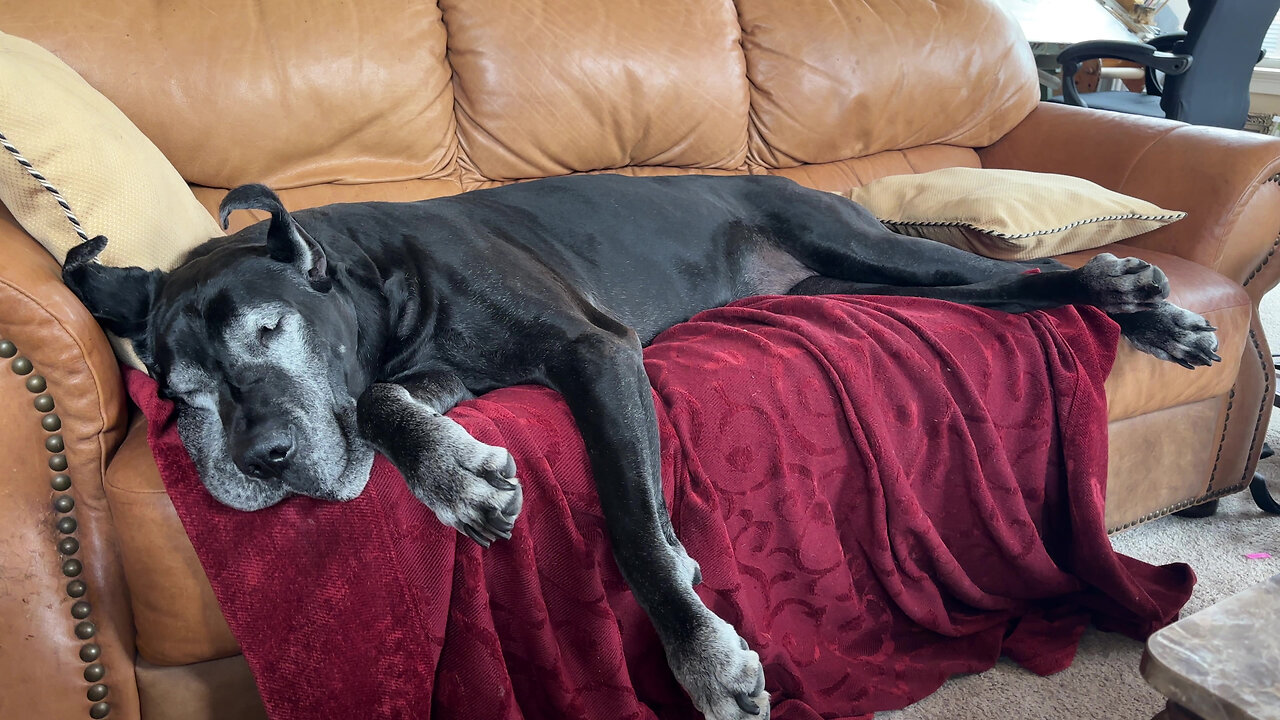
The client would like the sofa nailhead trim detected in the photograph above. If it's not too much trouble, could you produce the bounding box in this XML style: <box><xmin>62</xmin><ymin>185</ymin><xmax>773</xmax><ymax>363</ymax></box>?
<box><xmin>1243</xmin><ymin>234</ymin><xmax>1280</xmax><ymax>287</ymax></box>
<box><xmin>1239</xmin><ymin>329</ymin><xmax>1270</xmax><ymax>488</ymax></box>
<box><xmin>1206</xmin><ymin>330</ymin><xmax>1271</xmax><ymax>496</ymax></box>
<box><xmin>1107</xmin><ymin>483</ymin><xmax>1247</xmax><ymax>533</ymax></box>
<box><xmin>1</xmin><ymin>335</ymin><xmax>111</xmax><ymax>719</ymax></box>
<box><xmin>1206</xmin><ymin>388</ymin><xmax>1235</xmax><ymax>494</ymax></box>
<box><xmin>1191</xmin><ymin>323</ymin><xmax>1271</xmax><ymax>510</ymax></box>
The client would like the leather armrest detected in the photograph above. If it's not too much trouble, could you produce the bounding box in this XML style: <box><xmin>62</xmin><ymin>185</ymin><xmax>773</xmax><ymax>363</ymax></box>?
<box><xmin>0</xmin><ymin>203</ymin><xmax>129</xmax><ymax>457</ymax></box>
<box><xmin>978</xmin><ymin>102</ymin><xmax>1280</xmax><ymax>298</ymax></box>
<box><xmin>0</xmin><ymin>204</ymin><xmax>139</xmax><ymax>718</ymax></box>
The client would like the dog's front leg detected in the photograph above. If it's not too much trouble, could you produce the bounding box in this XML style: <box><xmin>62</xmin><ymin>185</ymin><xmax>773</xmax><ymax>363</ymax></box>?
<box><xmin>356</xmin><ymin>377</ymin><xmax>523</xmax><ymax>546</ymax></box>
<box><xmin>548</xmin><ymin>330</ymin><xmax>768</xmax><ymax>720</ymax></box>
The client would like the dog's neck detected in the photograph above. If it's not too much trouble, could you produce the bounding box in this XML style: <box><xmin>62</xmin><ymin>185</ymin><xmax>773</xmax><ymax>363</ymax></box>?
<box><xmin>330</xmin><ymin>244</ymin><xmax>441</xmax><ymax>392</ymax></box>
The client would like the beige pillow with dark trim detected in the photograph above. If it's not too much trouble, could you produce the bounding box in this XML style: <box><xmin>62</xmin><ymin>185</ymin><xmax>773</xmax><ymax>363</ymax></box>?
<box><xmin>844</xmin><ymin>167</ymin><xmax>1186</xmax><ymax>261</ymax></box>
<box><xmin>0</xmin><ymin>31</ymin><xmax>222</xmax><ymax>369</ymax></box>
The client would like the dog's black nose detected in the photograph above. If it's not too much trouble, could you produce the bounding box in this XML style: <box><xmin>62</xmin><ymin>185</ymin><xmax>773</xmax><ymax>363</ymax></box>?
<box><xmin>240</xmin><ymin>427</ymin><xmax>297</xmax><ymax>480</ymax></box>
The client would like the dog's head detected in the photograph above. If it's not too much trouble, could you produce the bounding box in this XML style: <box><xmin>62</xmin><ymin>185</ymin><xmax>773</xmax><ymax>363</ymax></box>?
<box><xmin>64</xmin><ymin>185</ymin><xmax>375</xmax><ymax>510</ymax></box>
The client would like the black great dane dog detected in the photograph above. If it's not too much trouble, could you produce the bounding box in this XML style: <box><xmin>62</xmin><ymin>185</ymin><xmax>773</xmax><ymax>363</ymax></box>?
<box><xmin>63</xmin><ymin>173</ymin><xmax>1219</xmax><ymax>720</ymax></box>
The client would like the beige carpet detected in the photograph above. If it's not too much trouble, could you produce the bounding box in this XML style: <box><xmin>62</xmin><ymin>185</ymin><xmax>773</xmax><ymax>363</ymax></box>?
<box><xmin>880</xmin><ymin>293</ymin><xmax>1280</xmax><ymax>719</ymax></box>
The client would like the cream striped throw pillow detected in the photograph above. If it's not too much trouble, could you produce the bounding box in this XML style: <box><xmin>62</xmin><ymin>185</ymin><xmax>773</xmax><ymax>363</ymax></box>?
<box><xmin>844</xmin><ymin>167</ymin><xmax>1185</xmax><ymax>261</ymax></box>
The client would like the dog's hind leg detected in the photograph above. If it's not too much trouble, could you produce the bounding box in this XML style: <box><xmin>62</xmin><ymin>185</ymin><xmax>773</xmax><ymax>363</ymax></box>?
<box><xmin>547</xmin><ymin>328</ymin><xmax>768</xmax><ymax>720</ymax></box>
<box><xmin>753</xmin><ymin>179</ymin><xmax>1063</xmax><ymax>287</ymax></box>
<box><xmin>788</xmin><ymin>252</ymin><xmax>1220</xmax><ymax>368</ymax></box>
<box><xmin>750</xmin><ymin>183</ymin><xmax>1218</xmax><ymax>366</ymax></box>
<box><xmin>788</xmin><ymin>252</ymin><xmax>1165</xmax><ymax>313</ymax></box>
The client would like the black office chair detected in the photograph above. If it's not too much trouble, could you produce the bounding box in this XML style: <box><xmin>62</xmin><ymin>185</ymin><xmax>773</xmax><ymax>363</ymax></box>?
<box><xmin>1054</xmin><ymin>0</ymin><xmax>1280</xmax><ymax>130</ymax></box>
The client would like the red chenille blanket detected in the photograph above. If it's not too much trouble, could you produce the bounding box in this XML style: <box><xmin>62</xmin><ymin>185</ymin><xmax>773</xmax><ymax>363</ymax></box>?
<box><xmin>126</xmin><ymin>294</ymin><xmax>1194</xmax><ymax>720</ymax></box>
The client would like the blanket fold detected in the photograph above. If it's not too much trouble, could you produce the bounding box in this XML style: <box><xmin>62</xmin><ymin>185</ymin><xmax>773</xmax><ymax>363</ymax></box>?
<box><xmin>126</xmin><ymin>294</ymin><xmax>1194</xmax><ymax>720</ymax></box>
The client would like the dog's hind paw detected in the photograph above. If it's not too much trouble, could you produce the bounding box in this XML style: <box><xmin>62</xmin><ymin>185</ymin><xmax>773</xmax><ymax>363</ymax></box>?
<box><xmin>668</xmin><ymin>616</ymin><xmax>769</xmax><ymax>720</ymax></box>
<box><xmin>1113</xmin><ymin>303</ymin><xmax>1221</xmax><ymax>369</ymax></box>
<box><xmin>1075</xmin><ymin>253</ymin><xmax>1170</xmax><ymax>314</ymax></box>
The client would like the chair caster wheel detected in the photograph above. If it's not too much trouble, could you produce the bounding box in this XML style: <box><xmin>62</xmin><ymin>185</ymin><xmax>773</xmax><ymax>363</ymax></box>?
<box><xmin>1250</xmin><ymin>472</ymin><xmax>1280</xmax><ymax>514</ymax></box>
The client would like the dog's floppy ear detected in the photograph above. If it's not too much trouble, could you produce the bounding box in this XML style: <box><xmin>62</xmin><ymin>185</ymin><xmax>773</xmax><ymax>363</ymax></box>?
<box><xmin>219</xmin><ymin>183</ymin><xmax>330</xmax><ymax>292</ymax></box>
<box><xmin>62</xmin><ymin>235</ymin><xmax>165</xmax><ymax>341</ymax></box>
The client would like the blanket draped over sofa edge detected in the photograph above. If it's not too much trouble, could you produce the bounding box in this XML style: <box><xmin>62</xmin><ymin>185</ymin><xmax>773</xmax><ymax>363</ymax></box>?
<box><xmin>125</xmin><ymin>294</ymin><xmax>1194</xmax><ymax>720</ymax></box>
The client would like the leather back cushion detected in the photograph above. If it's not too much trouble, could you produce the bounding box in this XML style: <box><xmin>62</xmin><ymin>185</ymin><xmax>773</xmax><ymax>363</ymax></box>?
<box><xmin>441</xmin><ymin>0</ymin><xmax>750</xmax><ymax>181</ymax></box>
<box><xmin>739</xmin><ymin>0</ymin><xmax>1040</xmax><ymax>167</ymax></box>
<box><xmin>0</xmin><ymin>0</ymin><xmax>458</xmax><ymax>190</ymax></box>
<box><xmin>0</xmin><ymin>0</ymin><xmax>1038</xmax><ymax>184</ymax></box>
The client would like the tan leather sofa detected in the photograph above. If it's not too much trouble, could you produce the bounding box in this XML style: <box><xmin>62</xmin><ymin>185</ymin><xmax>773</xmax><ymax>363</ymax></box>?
<box><xmin>2</xmin><ymin>1</ymin><xmax>1279</xmax><ymax>718</ymax></box>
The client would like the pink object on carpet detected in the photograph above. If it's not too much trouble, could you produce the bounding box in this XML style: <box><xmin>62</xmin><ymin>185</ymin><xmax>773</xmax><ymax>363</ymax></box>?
<box><xmin>126</xmin><ymin>294</ymin><xmax>1194</xmax><ymax>720</ymax></box>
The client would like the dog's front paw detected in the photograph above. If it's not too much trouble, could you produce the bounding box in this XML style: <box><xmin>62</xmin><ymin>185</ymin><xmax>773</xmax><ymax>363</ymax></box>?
<box><xmin>1076</xmin><ymin>252</ymin><xmax>1169</xmax><ymax>314</ymax></box>
<box><xmin>409</xmin><ymin>418</ymin><xmax>523</xmax><ymax>547</ymax></box>
<box><xmin>1114</xmin><ymin>303</ymin><xmax>1221</xmax><ymax>369</ymax></box>
<box><xmin>668</xmin><ymin>616</ymin><xmax>768</xmax><ymax>720</ymax></box>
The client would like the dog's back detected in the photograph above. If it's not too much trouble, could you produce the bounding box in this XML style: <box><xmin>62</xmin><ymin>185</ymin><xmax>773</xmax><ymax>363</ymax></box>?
<box><xmin>269</xmin><ymin>174</ymin><xmax>822</xmax><ymax>342</ymax></box>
